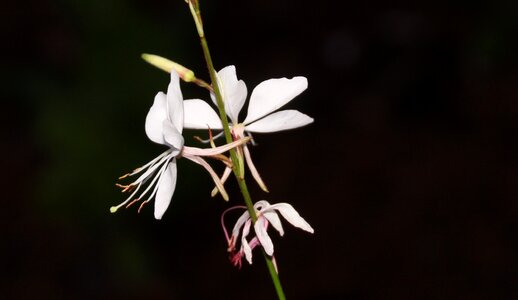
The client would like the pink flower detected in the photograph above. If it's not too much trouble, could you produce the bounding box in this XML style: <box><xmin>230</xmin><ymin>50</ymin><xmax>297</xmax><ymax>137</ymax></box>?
<box><xmin>222</xmin><ymin>200</ymin><xmax>314</xmax><ymax>270</ymax></box>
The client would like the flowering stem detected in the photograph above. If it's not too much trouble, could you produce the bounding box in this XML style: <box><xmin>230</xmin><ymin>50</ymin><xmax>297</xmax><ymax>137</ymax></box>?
<box><xmin>187</xmin><ymin>1</ymin><xmax>286</xmax><ymax>299</ymax></box>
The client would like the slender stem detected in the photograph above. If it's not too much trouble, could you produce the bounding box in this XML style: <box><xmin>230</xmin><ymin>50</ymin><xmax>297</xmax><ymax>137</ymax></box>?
<box><xmin>187</xmin><ymin>1</ymin><xmax>286</xmax><ymax>299</ymax></box>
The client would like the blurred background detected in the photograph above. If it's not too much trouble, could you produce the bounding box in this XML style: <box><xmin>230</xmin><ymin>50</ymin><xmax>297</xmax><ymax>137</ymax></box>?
<box><xmin>3</xmin><ymin>0</ymin><xmax>518</xmax><ymax>299</ymax></box>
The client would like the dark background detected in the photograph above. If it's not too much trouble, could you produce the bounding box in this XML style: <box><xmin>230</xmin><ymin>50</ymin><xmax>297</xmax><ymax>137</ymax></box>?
<box><xmin>3</xmin><ymin>0</ymin><xmax>518</xmax><ymax>299</ymax></box>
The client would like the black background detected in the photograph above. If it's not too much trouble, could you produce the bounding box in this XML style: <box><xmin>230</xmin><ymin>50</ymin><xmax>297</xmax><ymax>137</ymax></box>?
<box><xmin>3</xmin><ymin>0</ymin><xmax>518</xmax><ymax>299</ymax></box>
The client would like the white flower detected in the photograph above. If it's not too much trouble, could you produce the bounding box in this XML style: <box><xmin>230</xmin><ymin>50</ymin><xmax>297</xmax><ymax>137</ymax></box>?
<box><xmin>111</xmin><ymin>71</ymin><xmax>248</xmax><ymax>220</ymax></box>
<box><xmin>182</xmin><ymin>66</ymin><xmax>313</xmax><ymax>191</ymax></box>
<box><xmin>221</xmin><ymin>200</ymin><xmax>314</xmax><ymax>269</ymax></box>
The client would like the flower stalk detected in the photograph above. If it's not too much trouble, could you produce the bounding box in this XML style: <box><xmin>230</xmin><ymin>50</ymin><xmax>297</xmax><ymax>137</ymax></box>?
<box><xmin>187</xmin><ymin>1</ymin><xmax>286</xmax><ymax>299</ymax></box>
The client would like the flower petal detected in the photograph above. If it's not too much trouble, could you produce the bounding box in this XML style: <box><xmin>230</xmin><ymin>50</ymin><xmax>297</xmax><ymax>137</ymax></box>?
<box><xmin>154</xmin><ymin>159</ymin><xmax>177</xmax><ymax>220</ymax></box>
<box><xmin>145</xmin><ymin>92</ymin><xmax>168</xmax><ymax>145</ymax></box>
<box><xmin>262</xmin><ymin>211</ymin><xmax>284</xmax><ymax>236</ymax></box>
<box><xmin>183</xmin><ymin>99</ymin><xmax>223</xmax><ymax>130</ymax></box>
<box><xmin>166</xmin><ymin>71</ymin><xmax>184</xmax><ymax>133</ymax></box>
<box><xmin>254</xmin><ymin>217</ymin><xmax>274</xmax><ymax>256</ymax></box>
<box><xmin>269</xmin><ymin>203</ymin><xmax>314</xmax><ymax>233</ymax></box>
<box><xmin>211</xmin><ymin>65</ymin><xmax>247</xmax><ymax>123</ymax></box>
<box><xmin>253</xmin><ymin>200</ymin><xmax>271</xmax><ymax>210</ymax></box>
<box><xmin>162</xmin><ymin>120</ymin><xmax>184</xmax><ymax>153</ymax></box>
<box><xmin>242</xmin><ymin>219</ymin><xmax>253</xmax><ymax>264</ymax></box>
<box><xmin>245</xmin><ymin>110</ymin><xmax>314</xmax><ymax>133</ymax></box>
<box><xmin>232</xmin><ymin>210</ymin><xmax>250</xmax><ymax>241</ymax></box>
<box><xmin>244</xmin><ymin>76</ymin><xmax>308</xmax><ymax>124</ymax></box>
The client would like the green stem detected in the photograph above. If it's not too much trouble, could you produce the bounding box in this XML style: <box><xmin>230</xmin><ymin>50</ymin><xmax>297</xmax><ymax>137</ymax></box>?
<box><xmin>187</xmin><ymin>1</ymin><xmax>286</xmax><ymax>299</ymax></box>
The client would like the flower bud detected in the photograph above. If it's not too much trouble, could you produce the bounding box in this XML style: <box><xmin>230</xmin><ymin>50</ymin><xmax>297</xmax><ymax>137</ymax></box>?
<box><xmin>141</xmin><ymin>54</ymin><xmax>196</xmax><ymax>82</ymax></box>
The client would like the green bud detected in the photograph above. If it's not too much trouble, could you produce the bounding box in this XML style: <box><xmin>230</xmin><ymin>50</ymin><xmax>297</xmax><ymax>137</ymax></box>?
<box><xmin>141</xmin><ymin>53</ymin><xmax>196</xmax><ymax>82</ymax></box>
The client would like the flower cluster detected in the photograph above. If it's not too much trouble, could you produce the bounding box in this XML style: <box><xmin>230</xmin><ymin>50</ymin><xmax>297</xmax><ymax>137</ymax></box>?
<box><xmin>113</xmin><ymin>63</ymin><xmax>314</xmax><ymax>269</ymax></box>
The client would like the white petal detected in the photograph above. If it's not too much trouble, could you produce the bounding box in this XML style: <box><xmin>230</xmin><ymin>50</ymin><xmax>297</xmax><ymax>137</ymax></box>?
<box><xmin>263</xmin><ymin>211</ymin><xmax>284</xmax><ymax>236</ymax></box>
<box><xmin>244</xmin><ymin>76</ymin><xmax>308</xmax><ymax>124</ymax></box>
<box><xmin>269</xmin><ymin>203</ymin><xmax>314</xmax><ymax>233</ymax></box>
<box><xmin>245</xmin><ymin>110</ymin><xmax>314</xmax><ymax>133</ymax></box>
<box><xmin>253</xmin><ymin>200</ymin><xmax>271</xmax><ymax>210</ymax></box>
<box><xmin>154</xmin><ymin>159</ymin><xmax>177</xmax><ymax>220</ymax></box>
<box><xmin>231</xmin><ymin>210</ymin><xmax>250</xmax><ymax>240</ymax></box>
<box><xmin>162</xmin><ymin>120</ymin><xmax>184</xmax><ymax>152</ymax></box>
<box><xmin>145</xmin><ymin>92</ymin><xmax>168</xmax><ymax>145</ymax></box>
<box><xmin>166</xmin><ymin>71</ymin><xmax>184</xmax><ymax>133</ymax></box>
<box><xmin>241</xmin><ymin>220</ymin><xmax>253</xmax><ymax>264</ymax></box>
<box><xmin>254</xmin><ymin>217</ymin><xmax>274</xmax><ymax>256</ymax></box>
<box><xmin>183</xmin><ymin>99</ymin><xmax>223</xmax><ymax>130</ymax></box>
<box><xmin>210</xmin><ymin>65</ymin><xmax>247</xmax><ymax>123</ymax></box>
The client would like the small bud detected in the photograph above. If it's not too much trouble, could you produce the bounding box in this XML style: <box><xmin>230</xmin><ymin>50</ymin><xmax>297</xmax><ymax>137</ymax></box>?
<box><xmin>141</xmin><ymin>54</ymin><xmax>196</xmax><ymax>82</ymax></box>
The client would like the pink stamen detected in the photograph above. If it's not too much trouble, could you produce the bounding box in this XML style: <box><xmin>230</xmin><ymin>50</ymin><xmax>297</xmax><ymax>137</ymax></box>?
<box><xmin>228</xmin><ymin>236</ymin><xmax>262</xmax><ymax>269</ymax></box>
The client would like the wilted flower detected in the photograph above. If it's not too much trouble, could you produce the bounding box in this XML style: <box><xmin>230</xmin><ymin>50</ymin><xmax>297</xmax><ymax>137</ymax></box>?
<box><xmin>222</xmin><ymin>200</ymin><xmax>314</xmax><ymax>269</ymax></box>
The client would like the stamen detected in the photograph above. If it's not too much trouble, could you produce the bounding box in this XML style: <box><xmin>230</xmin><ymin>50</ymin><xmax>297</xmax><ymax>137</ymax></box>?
<box><xmin>208</xmin><ymin>127</ymin><xmax>216</xmax><ymax>149</ymax></box>
<box><xmin>115</xmin><ymin>183</ymin><xmax>133</xmax><ymax>192</ymax></box>
<box><xmin>134</xmin><ymin>156</ymin><xmax>171</xmax><ymax>203</ymax></box>
<box><xmin>131</xmin><ymin>151</ymin><xmax>173</xmax><ymax>185</ymax></box>
<box><xmin>193</xmin><ymin>131</ymin><xmax>224</xmax><ymax>144</ymax></box>
<box><xmin>246</xmin><ymin>131</ymin><xmax>258</xmax><ymax>146</ymax></box>
<box><xmin>113</xmin><ymin>151</ymin><xmax>174</xmax><ymax>214</ymax></box>
<box><xmin>125</xmin><ymin>198</ymin><xmax>141</xmax><ymax>209</ymax></box>
<box><xmin>132</xmin><ymin>155</ymin><xmax>174</xmax><ymax>214</ymax></box>
<box><xmin>133</xmin><ymin>155</ymin><xmax>174</xmax><ymax>215</ymax></box>
<box><xmin>110</xmin><ymin>183</ymin><xmax>142</xmax><ymax>213</ymax></box>
<box><xmin>138</xmin><ymin>199</ymin><xmax>150</xmax><ymax>213</ymax></box>
<box><xmin>118</xmin><ymin>150</ymin><xmax>171</xmax><ymax>179</ymax></box>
